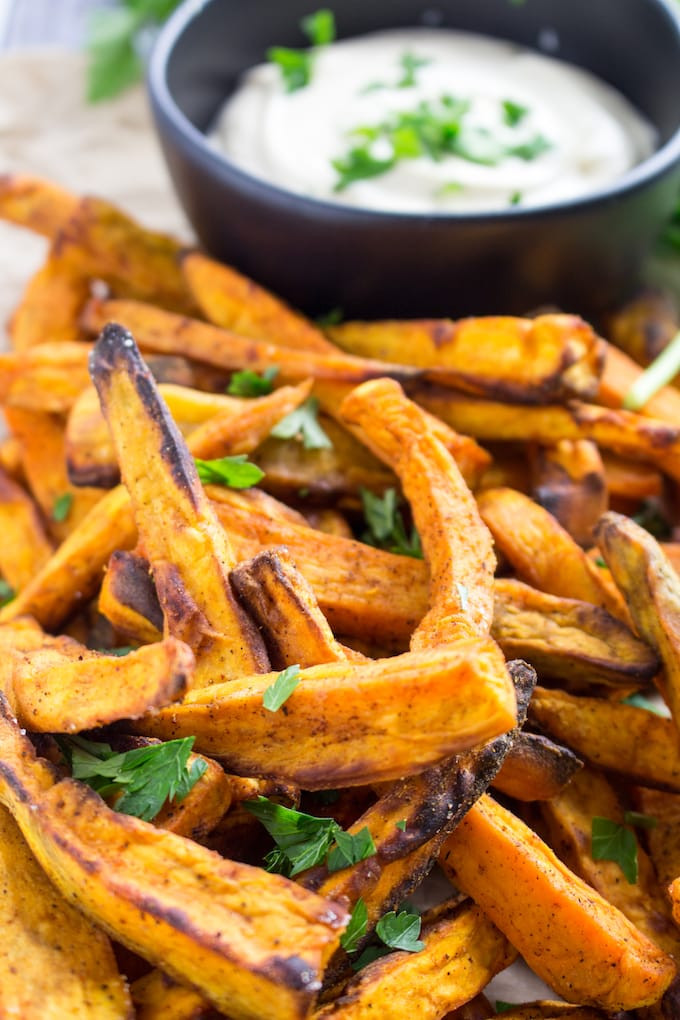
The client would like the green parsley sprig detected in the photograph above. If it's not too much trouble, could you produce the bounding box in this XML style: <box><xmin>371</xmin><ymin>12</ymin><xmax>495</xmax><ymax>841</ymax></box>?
<box><xmin>227</xmin><ymin>367</ymin><xmax>279</xmax><ymax>397</ymax></box>
<box><xmin>52</xmin><ymin>492</ymin><xmax>74</xmax><ymax>522</ymax></box>
<box><xmin>263</xmin><ymin>665</ymin><xmax>301</xmax><ymax>712</ymax></box>
<box><xmin>195</xmin><ymin>454</ymin><xmax>264</xmax><ymax>489</ymax></box>
<box><xmin>59</xmin><ymin>735</ymin><xmax>207</xmax><ymax>822</ymax></box>
<box><xmin>268</xmin><ymin>9</ymin><xmax>336</xmax><ymax>92</ymax></box>
<box><xmin>270</xmin><ymin>397</ymin><xmax>332</xmax><ymax>450</ymax></box>
<box><xmin>591</xmin><ymin>816</ymin><xmax>638</xmax><ymax>884</ymax></box>
<box><xmin>360</xmin><ymin>487</ymin><xmax>423</xmax><ymax>559</ymax></box>
<box><xmin>0</xmin><ymin>579</ymin><xmax>15</xmax><ymax>609</ymax></box>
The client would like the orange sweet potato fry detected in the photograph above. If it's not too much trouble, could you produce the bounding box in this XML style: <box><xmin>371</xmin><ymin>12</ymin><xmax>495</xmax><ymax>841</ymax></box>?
<box><xmin>0</xmin><ymin>341</ymin><xmax>92</xmax><ymax>413</ymax></box>
<box><xmin>0</xmin><ymin>173</ymin><xmax>79</xmax><ymax>237</ymax></box>
<box><xmin>598</xmin><ymin>342</ymin><xmax>680</xmax><ymax>422</ymax></box>
<box><xmin>0</xmin><ymin>467</ymin><xmax>53</xmax><ymax>590</ymax></box>
<box><xmin>530</xmin><ymin>439</ymin><xmax>607</xmax><ymax>547</ymax></box>
<box><xmin>8</xmin><ymin>253</ymin><xmax>90</xmax><ymax>351</ymax></box>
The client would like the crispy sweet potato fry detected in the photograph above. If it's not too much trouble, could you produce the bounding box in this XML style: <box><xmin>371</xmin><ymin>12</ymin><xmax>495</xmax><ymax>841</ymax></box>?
<box><xmin>596</xmin><ymin>511</ymin><xmax>680</xmax><ymax>731</ymax></box>
<box><xmin>528</xmin><ymin>687</ymin><xmax>680</xmax><ymax>793</ymax></box>
<box><xmin>491</xmin><ymin>578</ymin><xmax>657</xmax><ymax>688</ymax></box>
<box><xmin>182</xmin><ymin>250</ymin><xmax>336</xmax><ymax>353</ymax></box>
<box><xmin>417</xmin><ymin>390</ymin><xmax>680</xmax><ymax>482</ymax></box>
<box><xmin>607</xmin><ymin>289</ymin><xmax>678</xmax><ymax>367</ymax></box>
<box><xmin>341</xmin><ymin>378</ymin><xmax>495</xmax><ymax>644</ymax></box>
<box><xmin>530</xmin><ymin>440</ymin><xmax>607</xmax><ymax>547</ymax></box>
<box><xmin>8</xmin><ymin>253</ymin><xmax>90</xmax><ymax>350</ymax></box>
<box><xmin>90</xmin><ymin>324</ymin><xmax>269</xmax><ymax>684</ymax></box>
<box><xmin>135</xmin><ymin>637</ymin><xmax>517</xmax><ymax>789</ymax></box>
<box><xmin>99</xmin><ymin>549</ymin><xmax>164</xmax><ymax>643</ymax></box>
<box><xmin>478</xmin><ymin>488</ymin><xmax>626</xmax><ymax>618</ymax></box>
<box><xmin>0</xmin><ymin>696</ymin><xmax>347</xmax><ymax>1020</ymax></box>
<box><xmin>492</xmin><ymin>732</ymin><xmax>582</xmax><ymax>802</ymax></box>
<box><xmin>439</xmin><ymin>795</ymin><xmax>677</xmax><ymax>1010</ymax></box>
<box><xmin>0</xmin><ymin>804</ymin><xmax>132</xmax><ymax>1018</ymax></box>
<box><xmin>634</xmin><ymin>787</ymin><xmax>680</xmax><ymax>890</ymax></box>
<box><xmin>0</xmin><ymin>341</ymin><xmax>92</xmax><ymax>412</ymax></box>
<box><xmin>598</xmin><ymin>342</ymin><xmax>680</xmax><ymax>422</ymax></box>
<box><xmin>231</xmin><ymin>549</ymin><xmax>351</xmax><ymax>669</ymax></box>
<box><xmin>131</xmin><ymin>970</ymin><xmax>216</xmax><ymax>1020</ymax></box>
<box><xmin>601</xmin><ymin>452</ymin><xmax>662</xmax><ymax>502</ymax></box>
<box><xmin>83</xmin><ymin>298</ymin><xmax>425</xmax><ymax>387</ymax></box>
<box><xmin>0</xmin><ymin>173</ymin><xmax>79</xmax><ymax>236</ymax></box>
<box><xmin>328</xmin><ymin>314</ymin><xmax>604</xmax><ymax>402</ymax></box>
<box><xmin>7</xmin><ymin>637</ymin><xmax>193</xmax><ymax>732</ymax></box>
<box><xmin>0</xmin><ymin>466</ymin><xmax>53</xmax><ymax>589</ymax></box>
<box><xmin>541</xmin><ymin>766</ymin><xmax>680</xmax><ymax>958</ymax></box>
<box><xmin>313</xmin><ymin>901</ymin><xmax>516</xmax><ymax>1020</ymax></box>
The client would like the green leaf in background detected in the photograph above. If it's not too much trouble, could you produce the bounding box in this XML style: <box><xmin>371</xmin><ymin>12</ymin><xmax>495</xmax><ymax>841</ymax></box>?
<box><xmin>244</xmin><ymin>797</ymin><xmax>341</xmax><ymax>877</ymax></box>
<box><xmin>227</xmin><ymin>367</ymin><xmax>279</xmax><ymax>397</ymax></box>
<box><xmin>270</xmin><ymin>397</ymin><xmax>332</xmax><ymax>450</ymax></box>
<box><xmin>262</xmin><ymin>664</ymin><xmax>301</xmax><ymax>712</ymax></box>
<box><xmin>591</xmin><ymin>816</ymin><xmax>638</xmax><ymax>884</ymax></box>
<box><xmin>375</xmin><ymin>909</ymin><xmax>424</xmax><ymax>952</ymax></box>
<box><xmin>300</xmin><ymin>9</ymin><xmax>336</xmax><ymax>47</ymax></box>
<box><xmin>360</xmin><ymin>487</ymin><xmax>423</xmax><ymax>559</ymax></box>
<box><xmin>268</xmin><ymin>8</ymin><xmax>336</xmax><ymax>92</ymax></box>
<box><xmin>326</xmin><ymin>826</ymin><xmax>376</xmax><ymax>873</ymax></box>
<box><xmin>52</xmin><ymin>491</ymin><xmax>74</xmax><ymax>522</ymax></box>
<box><xmin>195</xmin><ymin>454</ymin><xmax>264</xmax><ymax>489</ymax></box>
<box><xmin>340</xmin><ymin>897</ymin><xmax>368</xmax><ymax>953</ymax></box>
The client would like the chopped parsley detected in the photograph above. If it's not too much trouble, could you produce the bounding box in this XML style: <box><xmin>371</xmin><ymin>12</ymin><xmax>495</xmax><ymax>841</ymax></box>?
<box><xmin>395</xmin><ymin>819</ymin><xmax>407</xmax><ymax>831</ymax></box>
<box><xmin>59</xmin><ymin>735</ymin><xmax>206</xmax><ymax>822</ymax></box>
<box><xmin>509</xmin><ymin>190</ymin><xmax>523</xmax><ymax>206</ymax></box>
<box><xmin>262</xmin><ymin>664</ymin><xmax>301</xmax><ymax>712</ymax></box>
<box><xmin>327</xmin><ymin>826</ymin><xmax>376</xmax><ymax>873</ymax></box>
<box><xmin>360</xmin><ymin>487</ymin><xmax>423</xmax><ymax>559</ymax></box>
<box><xmin>591</xmin><ymin>816</ymin><xmax>638</xmax><ymax>884</ymax></box>
<box><xmin>375</xmin><ymin>909</ymin><xmax>425</xmax><ymax>952</ymax></box>
<box><xmin>0</xmin><ymin>579</ymin><xmax>15</xmax><ymax>608</ymax></box>
<box><xmin>624</xmin><ymin>810</ymin><xmax>658</xmax><ymax>831</ymax></box>
<box><xmin>270</xmin><ymin>396</ymin><xmax>332</xmax><ymax>450</ymax></box>
<box><xmin>397</xmin><ymin>51</ymin><xmax>431</xmax><ymax>88</ymax></box>
<box><xmin>267</xmin><ymin>8</ymin><xmax>336</xmax><ymax>92</ymax></box>
<box><xmin>621</xmin><ymin>691</ymin><xmax>670</xmax><ymax>717</ymax></box>
<box><xmin>623</xmin><ymin>331</ymin><xmax>680</xmax><ymax>413</ymax></box>
<box><xmin>195</xmin><ymin>454</ymin><xmax>264</xmax><ymax>489</ymax></box>
<box><xmin>502</xmin><ymin>98</ymin><xmax>530</xmax><ymax>126</ymax></box>
<box><xmin>227</xmin><ymin>367</ymin><xmax>279</xmax><ymax>397</ymax></box>
<box><xmin>340</xmin><ymin>897</ymin><xmax>368</xmax><ymax>953</ymax></box>
<box><xmin>52</xmin><ymin>491</ymin><xmax>74</xmax><ymax>522</ymax></box>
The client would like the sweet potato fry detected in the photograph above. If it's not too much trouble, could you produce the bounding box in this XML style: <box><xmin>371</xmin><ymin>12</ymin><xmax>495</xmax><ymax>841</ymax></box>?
<box><xmin>601</xmin><ymin>452</ymin><xmax>662</xmax><ymax>502</ymax></box>
<box><xmin>491</xmin><ymin>578</ymin><xmax>657</xmax><ymax>688</ymax></box>
<box><xmin>607</xmin><ymin>289</ymin><xmax>678</xmax><ymax>367</ymax></box>
<box><xmin>528</xmin><ymin>686</ymin><xmax>680</xmax><ymax>793</ymax></box>
<box><xmin>530</xmin><ymin>439</ymin><xmax>607</xmax><ymax>547</ymax></box>
<box><xmin>417</xmin><ymin>390</ymin><xmax>680</xmax><ymax>482</ymax></box>
<box><xmin>4</xmin><ymin>405</ymin><xmax>104</xmax><ymax>540</ymax></box>
<box><xmin>231</xmin><ymin>549</ymin><xmax>351</xmax><ymax>669</ymax></box>
<box><xmin>182</xmin><ymin>250</ymin><xmax>335</xmax><ymax>353</ymax></box>
<box><xmin>492</xmin><ymin>732</ymin><xmax>582</xmax><ymax>802</ymax></box>
<box><xmin>135</xmin><ymin>637</ymin><xmax>517</xmax><ymax>789</ymax></box>
<box><xmin>598</xmin><ymin>342</ymin><xmax>680</xmax><ymax>422</ymax></box>
<box><xmin>0</xmin><ymin>695</ymin><xmax>347</xmax><ymax>1020</ymax></box>
<box><xmin>0</xmin><ymin>173</ymin><xmax>79</xmax><ymax>236</ymax></box>
<box><xmin>541</xmin><ymin>766</ymin><xmax>680</xmax><ymax>958</ymax></box>
<box><xmin>478</xmin><ymin>488</ymin><xmax>625</xmax><ymax>618</ymax></box>
<box><xmin>83</xmin><ymin>298</ymin><xmax>425</xmax><ymax>387</ymax></box>
<box><xmin>8</xmin><ymin>253</ymin><xmax>90</xmax><ymax>350</ymax></box>
<box><xmin>7</xmin><ymin>637</ymin><xmax>193</xmax><ymax>732</ymax></box>
<box><xmin>439</xmin><ymin>795</ymin><xmax>677</xmax><ymax>1010</ymax></box>
<box><xmin>131</xmin><ymin>970</ymin><xmax>214</xmax><ymax>1020</ymax></box>
<box><xmin>313</xmin><ymin>901</ymin><xmax>516</xmax><ymax>1020</ymax></box>
<box><xmin>596</xmin><ymin>511</ymin><xmax>680</xmax><ymax>731</ymax></box>
<box><xmin>340</xmin><ymin>378</ymin><xmax>495</xmax><ymax>644</ymax></box>
<box><xmin>0</xmin><ymin>341</ymin><xmax>92</xmax><ymax>412</ymax></box>
<box><xmin>90</xmin><ymin>324</ymin><xmax>269</xmax><ymax>684</ymax></box>
<box><xmin>634</xmin><ymin>787</ymin><xmax>680</xmax><ymax>890</ymax></box>
<box><xmin>0</xmin><ymin>466</ymin><xmax>53</xmax><ymax>589</ymax></box>
<box><xmin>66</xmin><ymin>378</ymin><xmax>312</xmax><ymax>487</ymax></box>
<box><xmin>328</xmin><ymin>314</ymin><xmax>604</xmax><ymax>402</ymax></box>
<box><xmin>0</xmin><ymin>804</ymin><xmax>132</xmax><ymax>1018</ymax></box>
<box><xmin>99</xmin><ymin>549</ymin><xmax>163</xmax><ymax>643</ymax></box>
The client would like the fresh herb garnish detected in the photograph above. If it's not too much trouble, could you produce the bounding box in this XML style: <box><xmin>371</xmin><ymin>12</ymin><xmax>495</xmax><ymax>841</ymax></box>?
<box><xmin>86</xmin><ymin>0</ymin><xmax>181</xmax><ymax>102</ymax></box>
<box><xmin>60</xmin><ymin>734</ymin><xmax>206</xmax><ymax>822</ymax></box>
<box><xmin>352</xmin><ymin>944</ymin><xmax>392</xmax><ymax>970</ymax></box>
<box><xmin>594</xmin><ymin>555</ymin><xmax>607</xmax><ymax>568</ymax></box>
<box><xmin>502</xmin><ymin>98</ymin><xmax>529</xmax><ymax>126</ymax></box>
<box><xmin>333</xmin><ymin>147</ymin><xmax>396</xmax><ymax>192</ymax></box>
<box><xmin>591</xmin><ymin>816</ymin><xmax>638</xmax><ymax>884</ymax></box>
<box><xmin>267</xmin><ymin>8</ymin><xmax>336</xmax><ymax>92</ymax></box>
<box><xmin>270</xmin><ymin>396</ymin><xmax>332</xmax><ymax>450</ymax></box>
<box><xmin>398</xmin><ymin>51</ymin><xmax>431</xmax><ymax>88</ymax></box>
<box><xmin>395</xmin><ymin>819</ymin><xmax>407</xmax><ymax>831</ymax></box>
<box><xmin>262</xmin><ymin>664</ymin><xmax>301</xmax><ymax>712</ymax></box>
<box><xmin>437</xmin><ymin>181</ymin><xmax>464</xmax><ymax>197</ymax></box>
<box><xmin>52</xmin><ymin>492</ymin><xmax>74</xmax><ymax>522</ymax></box>
<box><xmin>341</xmin><ymin>897</ymin><xmax>368</xmax><ymax>953</ymax></box>
<box><xmin>630</xmin><ymin>498</ymin><xmax>672</xmax><ymax>540</ymax></box>
<box><xmin>624</xmin><ymin>810</ymin><xmax>658</xmax><ymax>830</ymax></box>
<box><xmin>623</xmin><ymin>330</ymin><xmax>680</xmax><ymax>412</ymax></box>
<box><xmin>327</xmin><ymin>826</ymin><xmax>376</xmax><ymax>873</ymax></box>
<box><xmin>227</xmin><ymin>367</ymin><xmax>279</xmax><ymax>397</ymax></box>
<box><xmin>495</xmin><ymin>1004</ymin><xmax>516</xmax><ymax>1015</ymax></box>
<box><xmin>100</xmin><ymin>645</ymin><xmax>136</xmax><ymax>657</ymax></box>
<box><xmin>509</xmin><ymin>190</ymin><xmax>523</xmax><ymax>206</ymax></box>
<box><xmin>621</xmin><ymin>691</ymin><xmax>670</xmax><ymax>717</ymax></box>
<box><xmin>360</xmin><ymin>487</ymin><xmax>423</xmax><ymax>559</ymax></box>
<box><xmin>195</xmin><ymin>454</ymin><xmax>264</xmax><ymax>489</ymax></box>
<box><xmin>0</xmin><ymin>579</ymin><xmax>15</xmax><ymax>608</ymax></box>
<box><xmin>375</xmin><ymin>909</ymin><xmax>425</xmax><ymax>952</ymax></box>
<box><xmin>506</xmin><ymin>133</ymin><xmax>553</xmax><ymax>161</ymax></box>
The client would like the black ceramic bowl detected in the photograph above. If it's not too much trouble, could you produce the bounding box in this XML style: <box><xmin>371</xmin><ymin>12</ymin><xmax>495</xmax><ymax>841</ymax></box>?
<box><xmin>149</xmin><ymin>0</ymin><xmax>680</xmax><ymax>320</ymax></box>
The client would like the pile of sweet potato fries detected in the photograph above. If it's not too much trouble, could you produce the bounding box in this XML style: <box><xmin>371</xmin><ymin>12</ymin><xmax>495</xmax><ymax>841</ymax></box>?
<box><xmin>1</xmin><ymin>173</ymin><xmax>680</xmax><ymax>1020</ymax></box>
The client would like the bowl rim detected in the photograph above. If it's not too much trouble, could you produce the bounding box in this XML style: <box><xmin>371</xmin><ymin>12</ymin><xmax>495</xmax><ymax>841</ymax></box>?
<box><xmin>149</xmin><ymin>0</ymin><xmax>680</xmax><ymax>225</ymax></box>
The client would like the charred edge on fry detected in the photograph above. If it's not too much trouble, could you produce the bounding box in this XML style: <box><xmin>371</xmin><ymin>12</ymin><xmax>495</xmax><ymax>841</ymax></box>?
<box><xmin>109</xmin><ymin>551</ymin><xmax>164</xmax><ymax>632</ymax></box>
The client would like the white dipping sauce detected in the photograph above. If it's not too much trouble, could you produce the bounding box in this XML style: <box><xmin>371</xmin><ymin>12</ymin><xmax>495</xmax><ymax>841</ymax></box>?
<box><xmin>209</xmin><ymin>28</ymin><xmax>656</xmax><ymax>214</ymax></box>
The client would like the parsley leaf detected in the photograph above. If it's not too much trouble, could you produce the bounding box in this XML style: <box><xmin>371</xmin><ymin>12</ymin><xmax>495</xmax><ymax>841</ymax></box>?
<box><xmin>268</xmin><ymin>8</ymin><xmax>335</xmax><ymax>92</ymax></box>
<box><xmin>621</xmin><ymin>691</ymin><xmax>670</xmax><ymax>717</ymax></box>
<box><xmin>398</xmin><ymin>51</ymin><xmax>431</xmax><ymax>87</ymax></box>
<box><xmin>495</xmin><ymin>1004</ymin><xmax>516</xmax><ymax>1015</ymax></box>
<box><xmin>227</xmin><ymin>367</ymin><xmax>279</xmax><ymax>397</ymax></box>
<box><xmin>591</xmin><ymin>816</ymin><xmax>638</xmax><ymax>884</ymax></box>
<box><xmin>195</xmin><ymin>454</ymin><xmax>264</xmax><ymax>489</ymax></box>
<box><xmin>244</xmin><ymin>798</ymin><xmax>341</xmax><ymax>877</ymax></box>
<box><xmin>263</xmin><ymin>664</ymin><xmax>301</xmax><ymax>712</ymax></box>
<box><xmin>270</xmin><ymin>397</ymin><xmax>332</xmax><ymax>450</ymax></box>
<box><xmin>624</xmin><ymin>810</ymin><xmax>658</xmax><ymax>830</ymax></box>
<box><xmin>509</xmin><ymin>190</ymin><xmax>523</xmax><ymax>206</ymax></box>
<box><xmin>360</xmin><ymin>488</ymin><xmax>423</xmax><ymax>559</ymax></box>
<box><xmin>352</xmin><ymin>944</ymin><xmax>391</xmax><ymax>970</ymax></box>
<box><xmin>502</xmin><ymin>99</ymin><xmax>529</xmax><ymax>126</ymax></box>
<box><xmin>0</xmin><ymin>579</ymin><xmax>15</xmax><ymax>608</ymax></box>
<box><xmin>327</xmin><ymin>827</ymin><xmax>376</xmax><ymax>872</ymax></box>
<box><xmin>340</xmin><ymin>897</ymin><xmax>368</xmax><ymax>953</ymax></box>
<box><xmin>507</xmin><ymin>133</ymin><xmax>553</xmax><ymax>161</ymax></box>
<box><xmin>395</xmin><ymin>819</ymin><xmax>407</xmax><ymax>831</ymax></box>
<box><xmin>333</xmin><ymin>146</ymin><xmax>396</xmax><ymax>191</ymax></box>
<box><xmin>61</xmin><ymin>735</ymin><xmax>206</xmax><ymax>822</ymax></box>
<box><xmin>375</xmin><ymin>909</ymin><xmax>425</xmax><ymax>952</ymax></box>
<box><xmin>52</xmin><ymin>492</ymin><xmax>74</xmax><ymax>522</ymax></box>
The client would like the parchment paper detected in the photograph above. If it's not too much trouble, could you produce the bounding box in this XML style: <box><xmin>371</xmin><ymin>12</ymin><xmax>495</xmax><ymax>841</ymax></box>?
<box><xmin>0</xmin><ymin>48</ymin><xmax>557</xmax><ymax>1012</ymax></box>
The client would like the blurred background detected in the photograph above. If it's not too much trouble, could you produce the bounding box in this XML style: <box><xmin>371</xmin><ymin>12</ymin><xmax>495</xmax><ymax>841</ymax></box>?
<box><xmin>0</xmin><ymin>1</ymin><xmax>113</xmax><ymax>48</ymax></box>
